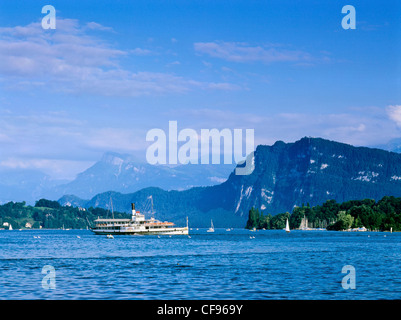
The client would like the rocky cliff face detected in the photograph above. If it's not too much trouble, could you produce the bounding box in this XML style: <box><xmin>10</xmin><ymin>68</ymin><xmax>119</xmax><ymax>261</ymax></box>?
<box><xmin>225</xmin><ymin>137</ymin><xmax>401</xmax><ymax>216</ymax></box>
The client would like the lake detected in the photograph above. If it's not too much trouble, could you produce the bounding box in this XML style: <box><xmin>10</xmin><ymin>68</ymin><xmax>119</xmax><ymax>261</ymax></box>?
<box><xmin>1</xmin><ymin>228</ymin><xmax>400</xmax><ymax>299</ymax></box>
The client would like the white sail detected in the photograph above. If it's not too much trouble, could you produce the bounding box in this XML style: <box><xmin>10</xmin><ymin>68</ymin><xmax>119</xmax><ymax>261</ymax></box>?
<box><xmin>285</xmin><ymin>219</ymin><xmax>290</xmax><ymax>233</ymax></box>
<box><xmin>207</xmin><ymin>219</ymin><xmax>214</xmax><ymax>232</ymax></box>
<box><xmin>299</xmin><ymin>215</ymin><xmax>309</xmax><ymax>230</ymax></box>
<box><xmin>9</xmin><ymin>224</ymin><xmax>12</xmax><ymax>230</ymax></box>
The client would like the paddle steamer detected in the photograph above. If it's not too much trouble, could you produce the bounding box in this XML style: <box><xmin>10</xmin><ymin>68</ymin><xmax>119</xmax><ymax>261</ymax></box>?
<box><xmin>91</xmin><ymin>203</ymin><xmax>188</xmax><ymax>235</ymax></box>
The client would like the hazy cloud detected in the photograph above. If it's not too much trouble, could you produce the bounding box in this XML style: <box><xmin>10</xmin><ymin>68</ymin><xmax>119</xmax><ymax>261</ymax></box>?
<box><xmin>172</xmin><ymin>107</ymin><xmax>399</xmax><ymax>147</ymax></box>
<box><xmin>194</xmin><ymin>41</ymin><xmax>312</xmax><ymax>64</ymax></box>
<box><xmin>85</xmin><ymin>21</ymin><xmax>114</xmax><ymax>32</ymax></box>
<box><xmin>1</xmin><ymin>105</ymin><xmax>398</xmax><ymax>179</ymax></box>
<box><xmin>387</xmin><ymin>105</ymin><xmax>401</xmax><ymax>128</ymax></box>
<box><xmin>0</xmin><ymin>19</ymin><xmax>239</xmax><ymax>96</ymax></box>
<box><xmin>130</xmin><ymin>48</ymin><xmax>154</xmax><ymax>56</ymax></box>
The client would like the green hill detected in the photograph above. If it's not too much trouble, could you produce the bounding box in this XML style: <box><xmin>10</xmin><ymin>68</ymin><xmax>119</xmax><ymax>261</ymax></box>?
<box><xmin>246</xmin><ymin>196</ymin><xmax>401</xmax><ymax>232</ymax></box>
<box><xmin>0</xmin><ymin>199</ymin><xmax>129</xmax><ymax>230</ymax></box>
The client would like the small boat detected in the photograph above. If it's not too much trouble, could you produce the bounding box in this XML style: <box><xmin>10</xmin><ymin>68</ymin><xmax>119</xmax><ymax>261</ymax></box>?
<box><xmin>106</xmin><ymin>234</ymin><xmax>114</xmax><ymax>239</ymax></box>
<box><xmin>285</xmin><ymin>219</ymin><xmax>290</xmax><ymax>233</ymax></box>
<box><xmin>207</xmin><ymin>220</ymin><xmax>215</xmax><ymax>232</ymax></box>
<box><xmin>9</xmin><ymin>224</ymin><xmax>12</xmax><ymax>231</ymax></box>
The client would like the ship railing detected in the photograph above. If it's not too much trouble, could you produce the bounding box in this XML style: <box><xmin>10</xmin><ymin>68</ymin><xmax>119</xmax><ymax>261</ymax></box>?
<box><xmin>145</xmin><ymin>222</ymin><xmax>174</xmax><ymax>226</ymax></box>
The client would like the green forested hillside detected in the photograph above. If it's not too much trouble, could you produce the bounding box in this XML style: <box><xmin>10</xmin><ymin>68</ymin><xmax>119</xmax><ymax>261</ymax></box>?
<box><xmin>246</xmin><ymin>196</ymin><xmax>401</xmax><ymax>231</ymax></box>
<box><xmin>0</xmin><ymin>199</ymin><xmax>129</xmax><ymax>229</ymax></box>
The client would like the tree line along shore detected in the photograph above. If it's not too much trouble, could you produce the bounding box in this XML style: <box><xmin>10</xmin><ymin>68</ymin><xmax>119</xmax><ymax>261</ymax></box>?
<box><xmin>1</xmin><ymin>196</ymin><xmax>401</xmax><ymax>231</ymax></box>
<box><xmin>0</xmin><ymin>199</ymin><xmax>129</xmax><ymax>230</ymax></box>
<box><xmin>246</xmin><ymin>196</ymin><xmax>401</xmax><ymax>232</ymax></box>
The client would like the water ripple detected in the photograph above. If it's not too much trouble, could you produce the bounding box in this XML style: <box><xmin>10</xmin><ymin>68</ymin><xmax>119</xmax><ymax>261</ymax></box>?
<box><xmin>1</xmin><ymin>229</ymin><xmax>400</xmax><ymax>299</ymax></box>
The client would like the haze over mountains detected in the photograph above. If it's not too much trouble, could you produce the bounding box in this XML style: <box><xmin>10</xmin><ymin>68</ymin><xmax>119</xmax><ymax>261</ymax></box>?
<box><xmin>0</xmin><ymin>168</ymin><xmax>66</xmax><ymax>204</ymax></box>
<box><xmin>51</xmin><ymin>152</ymin><xmax>235</xmax><ymax>200</ymax></box>
<box><xmin>375</xmin><ymin>137</ymin><xmax>401</xmax><ymax>154</ymax></box>
<box><xmin>0</xmin><ymin>152</ymin><xmax>234</xmax><ymax>204</ymax></box>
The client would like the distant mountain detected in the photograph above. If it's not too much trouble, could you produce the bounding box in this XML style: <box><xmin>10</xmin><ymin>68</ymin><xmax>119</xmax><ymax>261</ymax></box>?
<box><xmin>0</xmin><ymin>152</ymin><xmax>235</xmax><ymax>204</ymax></box>
<box><xmin>0</xmin><ymin>168</ymin><xmax>67</xmax><ymax>204</ymax></box>
<box><xmin>57</xmin><ymin>194</ymin><xmax>89</xmax><ymax>208</ymax></box>
<box><xmin>58</xmin><ymin>137</ymin><xmax>401</xmax><ymax>227</ymax></box>
<box><xmin>374</xmin><ymin>138</ymin><xmax>401</xmax><ymax>153</ymax></box>
<box><xmin>51</xmin><ymin>152</ymin><xmax>235</xmax><ymax>200</ymax></box>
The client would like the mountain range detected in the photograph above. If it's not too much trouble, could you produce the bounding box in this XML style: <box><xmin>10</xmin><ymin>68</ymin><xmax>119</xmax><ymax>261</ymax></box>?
<box><xmin>0</xmin><ymin>168</ymin><xmax>67</xmax><ymax>204</ymax></box>
<box><xmin>58</xmin><ymin>137</ymin><xmax>401</xmax><ymax>227</ymax></box>
<box><xmin>51</xmin><ymin>152</ymin><xmax>234</xmax><ymax>200</ymax></box>
<box><xmin>0</xmin><ymin>152</ymin><xmax>234</xmax><ymax>204</ymax></box>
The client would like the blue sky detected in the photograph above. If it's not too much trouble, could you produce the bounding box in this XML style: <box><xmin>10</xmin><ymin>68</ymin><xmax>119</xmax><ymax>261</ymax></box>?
<box><xmin>0</xmin><ymin>0</ymin><xmax>400</xmax><ymax>179</ymax></box>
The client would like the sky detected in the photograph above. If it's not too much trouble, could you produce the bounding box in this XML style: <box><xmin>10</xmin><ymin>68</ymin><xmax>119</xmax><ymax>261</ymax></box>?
<box><xmin>0</xmin><ymin>0</ymin><xmax>400</xmax><ymax>180</ymax></box>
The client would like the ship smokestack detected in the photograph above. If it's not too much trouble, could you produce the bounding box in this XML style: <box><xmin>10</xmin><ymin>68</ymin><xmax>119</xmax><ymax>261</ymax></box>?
<box><xmin>131</xmin><ymin>203</ymin><xmax>136</xmax><ymax>217</ymax></box>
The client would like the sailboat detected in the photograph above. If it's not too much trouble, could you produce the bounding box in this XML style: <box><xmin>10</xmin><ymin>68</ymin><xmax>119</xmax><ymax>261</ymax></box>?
<box><xmin>207</xmin><ymin>219</ymin><xmax>215</xmax><ymax>232</ymax></box>
<box><xmin>9</xmin><ymin>224</ymin><xmax>12</xmax><ymax>231</ymax></box>
<box><xmin>285</xmin><ymin>219</ymin><xmax>290</xmax><ymax>233</ymax></box>
<box><xmin>299</xmin><ymin>215</ymin><xmax>309</xmax><ymax>230</ymax></box>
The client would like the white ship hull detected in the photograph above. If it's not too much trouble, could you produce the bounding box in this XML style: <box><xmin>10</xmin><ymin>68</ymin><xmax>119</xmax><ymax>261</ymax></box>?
<box><xmin>91</xmin><ymin>203</ymin><xmax>189</xmax><ymax>236</ymax></box>
<box><xmin>92</xmin><ymin>226</ymin><xmax>188</xmax><ymax>236</ymax></box>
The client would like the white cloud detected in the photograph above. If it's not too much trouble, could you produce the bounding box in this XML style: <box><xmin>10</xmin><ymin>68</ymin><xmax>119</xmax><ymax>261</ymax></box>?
<box><xmin>206</xmin><ymin>82</ymin><xmax>241</xmax><ymax>91</ymax></box>
<box><xmin>85</xmin><ymin>22</ymin><xmax>114</xmax><ymax>32</ymax></box>
<box><xmin>130</xmin><ymin>48</ymin><xmax>153</xmax><ymax>56</ymax></box>
<box><xmin>82</xmin><ymin>127</ymin><xmax>149</xmax><ymax>152</ymax></box>
<box><xmin>387</xmin><ymin>105</ymin><xmax>401</xmax><ymax>128</ymax></box>
<box><xmin>0</xmin><ymin>111</ymin><xmax>148</xmax><ymax>155</ymax></box>
<box><xmin>0</xmin><ymin>110</ymin><xmax>149</xmax><ymax>179</ymax></box>
<box><xmin>172</xmin><ymin>107</ymin><xmax>399</xmax><ymax>147</ymax></box>
<box><xmin>0</xmin><ymin>158</ymin><xmax>93</xmax><ymax>180</ymax></box>
<box><xmin>0</xmin><ymin>19</ymin><xmax>125</xmax><ymax>77</ymax></box>
<box><xmin>194</xmin><ymin>41</ymin><xmax>312</xmax><ymax>64</ymax></box>
<box><xmin>0</xmin><ymin>19</ymin><xmax>239</xmax><ymax>96</ymax></box>
<box><xmin>1</xmin><ymin>106</ymin><xmax>398</xmax><ymax>179</ymax></box>
<box><xmin>166</xmin><ymin>60</ymin><xmax>181</xmax><ymax>67</ymax></box>
<box><xmin>209</xmin><ymin>176</ymin><xmax>227</xmax><ymax>183</ymax></box>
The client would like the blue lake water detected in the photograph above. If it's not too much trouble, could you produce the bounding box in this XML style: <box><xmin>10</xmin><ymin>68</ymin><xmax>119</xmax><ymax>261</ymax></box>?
<box><xmin>0</xmin><ymin>228</ymin><xmax>400</xmax><ymax>300</ymax></box>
